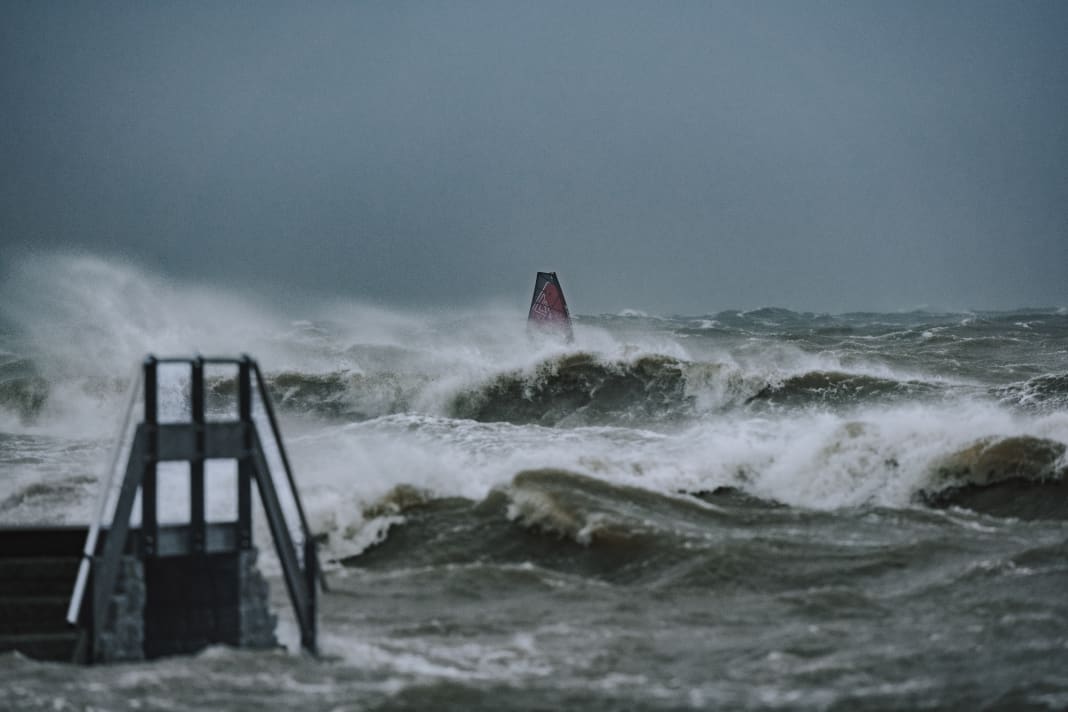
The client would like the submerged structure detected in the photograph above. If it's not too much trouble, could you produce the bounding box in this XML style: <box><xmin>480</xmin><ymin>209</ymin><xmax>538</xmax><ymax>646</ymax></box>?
<box><xmin>527</xmin><ymin>271</ymin><xmax>573</xmax><ymax>341</ymax></box>
<box><xmin>0</xmin><ymin>356</ymin><xmax>320</xmax><ymax>664</ymax></box>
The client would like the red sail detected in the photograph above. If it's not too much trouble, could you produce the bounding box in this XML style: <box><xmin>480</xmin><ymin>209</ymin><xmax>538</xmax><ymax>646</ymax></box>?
<box><xmin>528</xmin><ymin>271</ymin><xmax>573</xmax><ymax>340</ymax></box>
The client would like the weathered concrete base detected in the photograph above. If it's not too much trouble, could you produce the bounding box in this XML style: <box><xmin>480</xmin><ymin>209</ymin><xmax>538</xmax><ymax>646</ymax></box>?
<box><xmin>93</xmin><ymin>555</ymin><xmax>145</xmax><ymax>663</ymax></box>
<box><xmin>237</xmin><ymin>549</ymin><xmax>278</xmax><ymax>649</ymax></box>
<box><xmin>93</xmin><ymin>548</ymin><xmax>277</xmax><ymax>663</ymax></box>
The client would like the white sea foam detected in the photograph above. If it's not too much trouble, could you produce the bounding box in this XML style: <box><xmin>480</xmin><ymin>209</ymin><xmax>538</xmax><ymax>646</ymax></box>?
<box><xmin>0</xmin><ymin>254</ymin><xmax>698</xmax><ymax>432</ymax></box>
<box><xmin>282</xmin><ymin>403</ymin><xmax>1068</xmax><ymax>562</ymax></box>
<box><xmin>2</xmin><ymin>253</ymin><xmax>1066</xmax><ymax>542</ymax></box>
<box><xmin>1</xmin><ymin>253</ymin><xmax>969</xmax><ymax>428</ymax></box>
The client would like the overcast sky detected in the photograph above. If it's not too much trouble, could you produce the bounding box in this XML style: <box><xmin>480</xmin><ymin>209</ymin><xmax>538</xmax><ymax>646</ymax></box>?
<box><xmin>2</xmin><ymin>1</ymin><xmax>1066</xmax><ymax>314</ymax></box>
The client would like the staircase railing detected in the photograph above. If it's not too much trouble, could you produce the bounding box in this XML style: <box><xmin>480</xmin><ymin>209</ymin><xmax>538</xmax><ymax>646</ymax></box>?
<box><xmin>66</xmin><ymin>365</ymin><xmax>143</xmax><ymax>663</ymax></box>
<box><xmin>249</xmin><ymin>360</ymin><xmax>328</xmax><ymax>593</ymax></box>
<box><xmin>68</xmin><ymin>355</ymin><xmax>320</xmax><ymax>661</ymax></box>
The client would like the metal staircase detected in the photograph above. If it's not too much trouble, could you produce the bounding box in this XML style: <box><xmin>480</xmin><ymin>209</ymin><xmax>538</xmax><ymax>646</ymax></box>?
<box><xmin>64</xmin><ymin>355</ymin><xmax>320</xmax><ymax>663</ymax></box>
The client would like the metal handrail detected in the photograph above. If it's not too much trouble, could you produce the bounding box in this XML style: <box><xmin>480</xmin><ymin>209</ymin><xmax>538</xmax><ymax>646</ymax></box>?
<box><xmin>250</xmin><ymin>364</ymin><xmax>308</xmax><ymax>534</ymax></box>
<box><xmin>249</xmin><ymin>427</ymin><xmax>317</xmax><ymax>652</ymax></box>
<box><xmin>66</xmin><ymin>367</ymin><xmax>143</xmax><ymax>625</ymax></box>
<box><xmin>250</xmin><ymin>359</ymin><xmax>327</xmax><ymax>593</ymax></box>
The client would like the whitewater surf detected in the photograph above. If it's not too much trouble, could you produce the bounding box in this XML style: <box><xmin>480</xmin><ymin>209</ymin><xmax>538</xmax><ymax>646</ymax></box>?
<box><xmin>2</xmin><ymin>255</ymin><xmax>1068</xmax><ymax>710</ymax></box>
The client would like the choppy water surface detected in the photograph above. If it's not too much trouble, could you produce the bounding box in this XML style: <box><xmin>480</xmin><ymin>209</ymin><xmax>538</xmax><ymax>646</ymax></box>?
<box><xmin>2</xmin><ymin>256</ymin><xmax>1067</xmax><ymax>710</ymax></box>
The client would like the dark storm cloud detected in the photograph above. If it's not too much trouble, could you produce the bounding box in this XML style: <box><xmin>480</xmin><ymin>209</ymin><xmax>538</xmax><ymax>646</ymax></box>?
<box><xmin>2</xmin><ymin>1</ymin><xmax>1066</xmax><ymax>313</ymax></box>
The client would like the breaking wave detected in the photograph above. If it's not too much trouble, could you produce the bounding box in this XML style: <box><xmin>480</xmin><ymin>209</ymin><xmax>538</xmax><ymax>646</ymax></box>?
<box><xmin>0</xmin><ymin>358</ymin><xmax>49</xmax><ymax>425</ymax></box>
<box><xmin>447</xmin><ymin>353</ymin><xmax>962</xmax><ymax>426</ymax></box>
<box><xmin>919</xmin><ymin>435</ymin><xmax>1068</xmax><ymax>519</ymax></box>
<box><xmin>206</xmin><ymin>370</ymin><xmax>430</xmax><ymax>422</ymax></box>
<box><xmin>340</xmin><ymin>468</ymin><xmax>839</xmax><ymax>587</ymax></box>
<box><xmin>303</xmin><ymin>407</ymin><xmax>1068</xmax><ymax>569</ymax></box>
<box><xmin>745</xmin><ymin>370</ymin><xmax>944</xmax><ymax>409</ymax></box>
<box><xmin>337</xmin><ymin>462</ymin><xmax>1068</xmax><ymax>593</ymax></box>
<box><xmin>992</xmin><ymin>373</ymin><xmax>1068</xmax><ymax>413</ymax></box>
<box><xmin>2</xmin><ymin>253</ymin><xmax>1067</xmax><ymax>539</ymax></box>
<box><xmin>447</xmin><ymin>353</ymin><xmax>708</xmax><ymax>426</ymax></box>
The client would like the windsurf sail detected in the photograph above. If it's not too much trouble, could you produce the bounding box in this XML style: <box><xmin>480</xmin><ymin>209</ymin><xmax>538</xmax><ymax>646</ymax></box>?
<box><xmin>528</xmin><ymin>271</ymin><xmax>573</xmax><ymax>341</ymax></box>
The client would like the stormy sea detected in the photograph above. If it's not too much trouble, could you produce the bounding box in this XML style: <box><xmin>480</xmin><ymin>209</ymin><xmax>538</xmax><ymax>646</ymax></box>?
<box><xmin>2</xmin><ymin>256</ymin><xmax>1067</xmax><ymax>711</ymax></box>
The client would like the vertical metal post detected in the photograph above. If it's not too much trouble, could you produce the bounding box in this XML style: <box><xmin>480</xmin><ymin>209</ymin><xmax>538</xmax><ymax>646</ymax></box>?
<box><xmin>237</xmin><ymin>357</ymin><xmax>253</xmax><ymax>549</ymax></box>
<box><xmin>303</xmin><ymin>536</ymin><xmax>318</xmax><ymax>654</ymax></box>
<box><xmin>190</xmin><ymin>357</ymin><xmax>206</xmax><ymax>554</ymax></box>
<box><xmin>142</xmin><ymin>356</ymin><xmax>159</xmax><ymax>557</ymax></box>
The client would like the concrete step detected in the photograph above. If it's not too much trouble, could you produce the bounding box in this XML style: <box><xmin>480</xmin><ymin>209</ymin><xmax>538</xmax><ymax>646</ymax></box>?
<box><xmin>0</xmin><ymin>529</ymin><xmax>85</xmax><ymax>660</ymax></box>
<box><xmin>0</xmin><ymin>632</ymin><xmax>79</xmax><ymax>662</ymax></box>
<box><xmin>0</xmin><ymin>557</ymin><xmax>80</xmax><ymax>597</ymax></box>
<box><xmin>0</xmin><ymin>596</ymin><xmax>72</xmax><ymax>635</ymax></box>
<box><xmin>0</xmin><ymin>527</ymin><xmax>87</xmax><ymax>558</ymax></box>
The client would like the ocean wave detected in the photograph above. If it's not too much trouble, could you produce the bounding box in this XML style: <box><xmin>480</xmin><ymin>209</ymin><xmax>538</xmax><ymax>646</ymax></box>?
<box><xmin>918</xmin><ymin>436</ymin><xmax>1068</xmax><ymax>519</ymax></box>
<box><xmin>341</xmin><ymin>468</ymin><xmax>780</xmax><ymax>584</ymax></box>
<box><xmin>285</xmin><ymin>399</ymin><xmax>1068</xmax><ymax>561</ymax></box>
<box><xmin>745</xmin><ymin>370</ymin><xmax>943</xmax><ymax>409</ymax></box>
<box><xmin>0</xmin><ymin>475</ymin><xmax>96</xmax><ymax>512</ymax></box>
<box><xmin>338</xmin><ymin>467</ymin><xmax>1055</xmax><ymax>592</ymax></box>
<box><xmin>0</xmin><ymin>359</ymin><xmax>49</xmax><ymax>424</ymax></box>
<box><xmin>446</xmin><ymin>354</ymin><xmax>955</xmax><ymax>429</ymax></box>
<box><xmin>991</xmin><ymin>373</ymin><xmax>1068</xmax><ymax>413</ymax></box>
<box><xmin>447</xmin><ymin>352</ymin><xmax>704</xmax><ymax>426</ymax></box>
<box><xmin>504</xmin><ymin>469</ymin><xmax>696</xmax><ymax>548</ymax></box>
<box><xmin>205</xmin><ymin>370</ymin><xmax>428</xmax><ymax>421</ymax></box>
<box><xmin>443</xmin><ymin>348</ymin><xmax>951</xmax><ymax>427</ymax></box>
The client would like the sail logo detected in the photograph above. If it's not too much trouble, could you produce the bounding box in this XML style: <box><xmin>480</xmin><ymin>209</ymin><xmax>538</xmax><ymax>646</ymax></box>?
<box><xmin>531</xmin><ymin>283</ymin><xmax>566</xmax><ymax>321</ymax></box>
<box><xmin>527</xmin><ymin>271</ymin><xmax>573</xmax><ymax>342</ymax></box>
